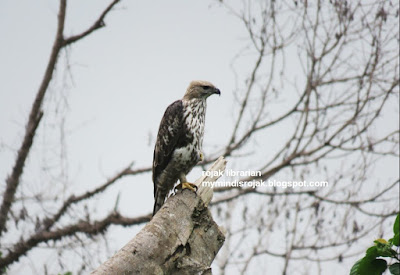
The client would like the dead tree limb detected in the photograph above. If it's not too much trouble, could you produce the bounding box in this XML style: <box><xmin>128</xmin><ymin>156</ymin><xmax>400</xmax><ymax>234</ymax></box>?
<box><xmin>0</xmin><ymin>0</ymin><xmax>67</xmax><ymax>237</ymax></box>
<box><xmin>0</xmin><ymin>0</ymin><xmax>121</xmax><ymax>237</ymax></box>
<box><xmin>92</xmin><ymin>156</ymin><xmax>227</xmax><ymax>275</ymax></box>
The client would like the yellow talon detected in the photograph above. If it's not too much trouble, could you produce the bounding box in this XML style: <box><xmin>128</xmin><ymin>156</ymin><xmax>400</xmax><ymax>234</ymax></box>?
<box><xmin>176</xmin><ymin>182</ymin><xmax>198</xmax><ymax>192</ymax></box>
<box><xmin>199</xmin><ymin>152</ymin><xmax>204</xmax><ymax>162</ymax></box>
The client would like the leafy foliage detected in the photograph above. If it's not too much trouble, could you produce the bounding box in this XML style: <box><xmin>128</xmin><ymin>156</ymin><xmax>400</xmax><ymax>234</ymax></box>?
<box><xmin>350</xmin><ymin>214</ymin><xmax>400</xmax><ymax>275</ymax></box>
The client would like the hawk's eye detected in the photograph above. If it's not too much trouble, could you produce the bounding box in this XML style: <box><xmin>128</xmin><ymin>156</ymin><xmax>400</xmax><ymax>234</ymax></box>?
<box><xmin>202</xmin><ymin>85</ymin><xmax>211</xmax><ymax>90</ymax></box>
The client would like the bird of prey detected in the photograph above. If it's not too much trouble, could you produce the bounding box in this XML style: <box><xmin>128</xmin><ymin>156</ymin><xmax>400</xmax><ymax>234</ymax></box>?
<box><xmin>152</xmin><ymin>80</ymin><xmax>221</xmax><ymax>216</ymax></box>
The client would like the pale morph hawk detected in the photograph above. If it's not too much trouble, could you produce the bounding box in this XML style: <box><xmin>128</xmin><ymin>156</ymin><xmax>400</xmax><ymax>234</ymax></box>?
<box><xmin>152</xmin><ymin>80</ymin><xmax>221</xmax><ymax>216</ymax></box>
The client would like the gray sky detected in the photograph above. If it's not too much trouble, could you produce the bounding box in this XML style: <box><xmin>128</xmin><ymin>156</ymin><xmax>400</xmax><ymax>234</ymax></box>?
<box><xmin>0</xmin><ymin>1</ymin><xmax>398</xmax><ymax>274</ymax></box>
<box><xmin>0</xmin><ymin>0</ymin><xmax>248</xmax><ymax>273</ymax></box>
<box><xmin>0</xmin><ymin>0</ymin><xmax>242</xmax><ymax>213</ymax></box>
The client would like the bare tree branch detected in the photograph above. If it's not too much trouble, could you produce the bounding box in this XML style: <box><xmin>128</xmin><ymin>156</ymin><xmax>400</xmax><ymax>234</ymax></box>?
<box><xmin>0</xmin><ymin>212</ymin><xmax>150</xmax><ymax>269</ymax></box>
<box><xmin>41</xmin><ymin>162</ymin><xmax>144</xmax><ymax>232</ymax></box>
<box><xmin>63</xmin><ymin>0</ymin><xmax>121</xmax><ymax>46</ymax></box>
<box><xmin>0</xmin><ymin>0</ymin><xmax>122</xmax><ymax>238</ymax></box>
<box><xmin>0</xmin><ymin>0</ymin><xmax>67</xmax><ymax>237</ymax></box>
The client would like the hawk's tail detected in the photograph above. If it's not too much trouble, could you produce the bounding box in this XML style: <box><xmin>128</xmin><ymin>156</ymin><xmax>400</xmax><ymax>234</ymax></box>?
<box><xmin>153</xmin><ymin>189</ymin><xmax>165</xmax><ymax>216</ymax></box>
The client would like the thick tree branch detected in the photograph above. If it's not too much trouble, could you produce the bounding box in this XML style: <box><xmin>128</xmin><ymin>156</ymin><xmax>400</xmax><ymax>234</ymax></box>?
<box><xmin>92</xmin><ymin>157</ymin><xmax>227</xmax><ymax>275</ymax></box>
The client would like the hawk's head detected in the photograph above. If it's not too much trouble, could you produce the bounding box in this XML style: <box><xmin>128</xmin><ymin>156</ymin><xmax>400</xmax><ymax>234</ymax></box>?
<box><xmin>183</xmin><ymin>80</ymin><xmax>221</xmax><ymax>101</ymax></box>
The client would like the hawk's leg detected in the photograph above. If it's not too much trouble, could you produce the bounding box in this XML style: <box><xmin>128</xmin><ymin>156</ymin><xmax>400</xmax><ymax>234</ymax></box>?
<box><xmin>175</xmin><ymin>174</ymin><xmax>198</xmax><ymax>192</ymax></box>
<box><xmin>199</xmin><ymin>151</ymin><xmax>204</xmax><ymax>162</ymax></box>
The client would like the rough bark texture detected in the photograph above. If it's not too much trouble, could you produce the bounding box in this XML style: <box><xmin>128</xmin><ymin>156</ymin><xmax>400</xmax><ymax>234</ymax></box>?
<box><xmin>92</xmin><ymin>157</ymin><xmax>227</xmax><ymax>275</ymax></box>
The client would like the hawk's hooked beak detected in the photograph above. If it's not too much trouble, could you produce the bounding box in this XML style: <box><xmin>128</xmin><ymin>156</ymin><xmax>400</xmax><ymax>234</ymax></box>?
<box><xmin>214</xmin><ymin>88</ymin><xmax>221</xmax><ymax>96</ymax></box>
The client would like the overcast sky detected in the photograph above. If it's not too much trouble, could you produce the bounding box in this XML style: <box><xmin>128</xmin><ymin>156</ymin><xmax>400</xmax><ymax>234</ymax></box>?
<box><xmin>0</xmin><ymin>0</ymin><xmax>244</xmax><ymax>213</ymax></box>
<box><xmin>0</xmin><ymin>0</ymin><xmax>251</xmax><ymax>273</ymax></box>
<box><xmin>1</xmin><ymin>1</ymin><xmax>398</xmax><ymax>274</ymax></box>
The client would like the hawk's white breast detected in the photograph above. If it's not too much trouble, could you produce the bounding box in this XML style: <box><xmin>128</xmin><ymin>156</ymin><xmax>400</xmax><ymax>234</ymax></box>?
<box><xmin>173</xmin><ymin>98</ymin><xmax>206</xmax><ymax>164</ymax></box>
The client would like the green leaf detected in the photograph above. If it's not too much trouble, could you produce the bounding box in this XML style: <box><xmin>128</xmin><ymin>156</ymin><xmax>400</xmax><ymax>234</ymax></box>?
<box><xmin>377</xmin><ymin>246</ymin><xmax>397</xmax><ymax>258</ymax></box>
<box><xmin>394</xmin><ymin>214</ymin><xmax>399</xmax><ymax>236</ymax></box>
<box><xmin>366</xmin><ymin>246</ymin><xmax>379</xmax><ymax>258</ymax></box>
<box><xmin>373</xmin><ymin>239</ymin><xmax>398</xmax><ymax>257</ymax></box>
<box><xmin>350</xmin><ymin>257</ymin><xmax>387</xmax><ymax>275</ymax></box>
<box><xmin>362</xmin><ymin>259</ymin><xmax>387</xmax><ymax>275</ymax></box>
<box><xmin>389</xmin><ymin>263</ymin><xmax>400</xmax><ymax>275</ymax></box>
<box><xmin>393</xmin><ymin>233</ymin><xmax>400</xmax><ymax>246</ymax></box>
<box><xmin>350</xmin><ymin>259</ymin><xmax>363</xmax><ymax>275</ymax></box>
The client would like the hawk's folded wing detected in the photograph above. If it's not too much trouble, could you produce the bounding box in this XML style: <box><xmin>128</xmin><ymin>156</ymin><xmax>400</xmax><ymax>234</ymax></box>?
<box><xmin>152</xmin><ymin>100</ymin><xmax>184</xmax><ymax>196</ymax></box>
